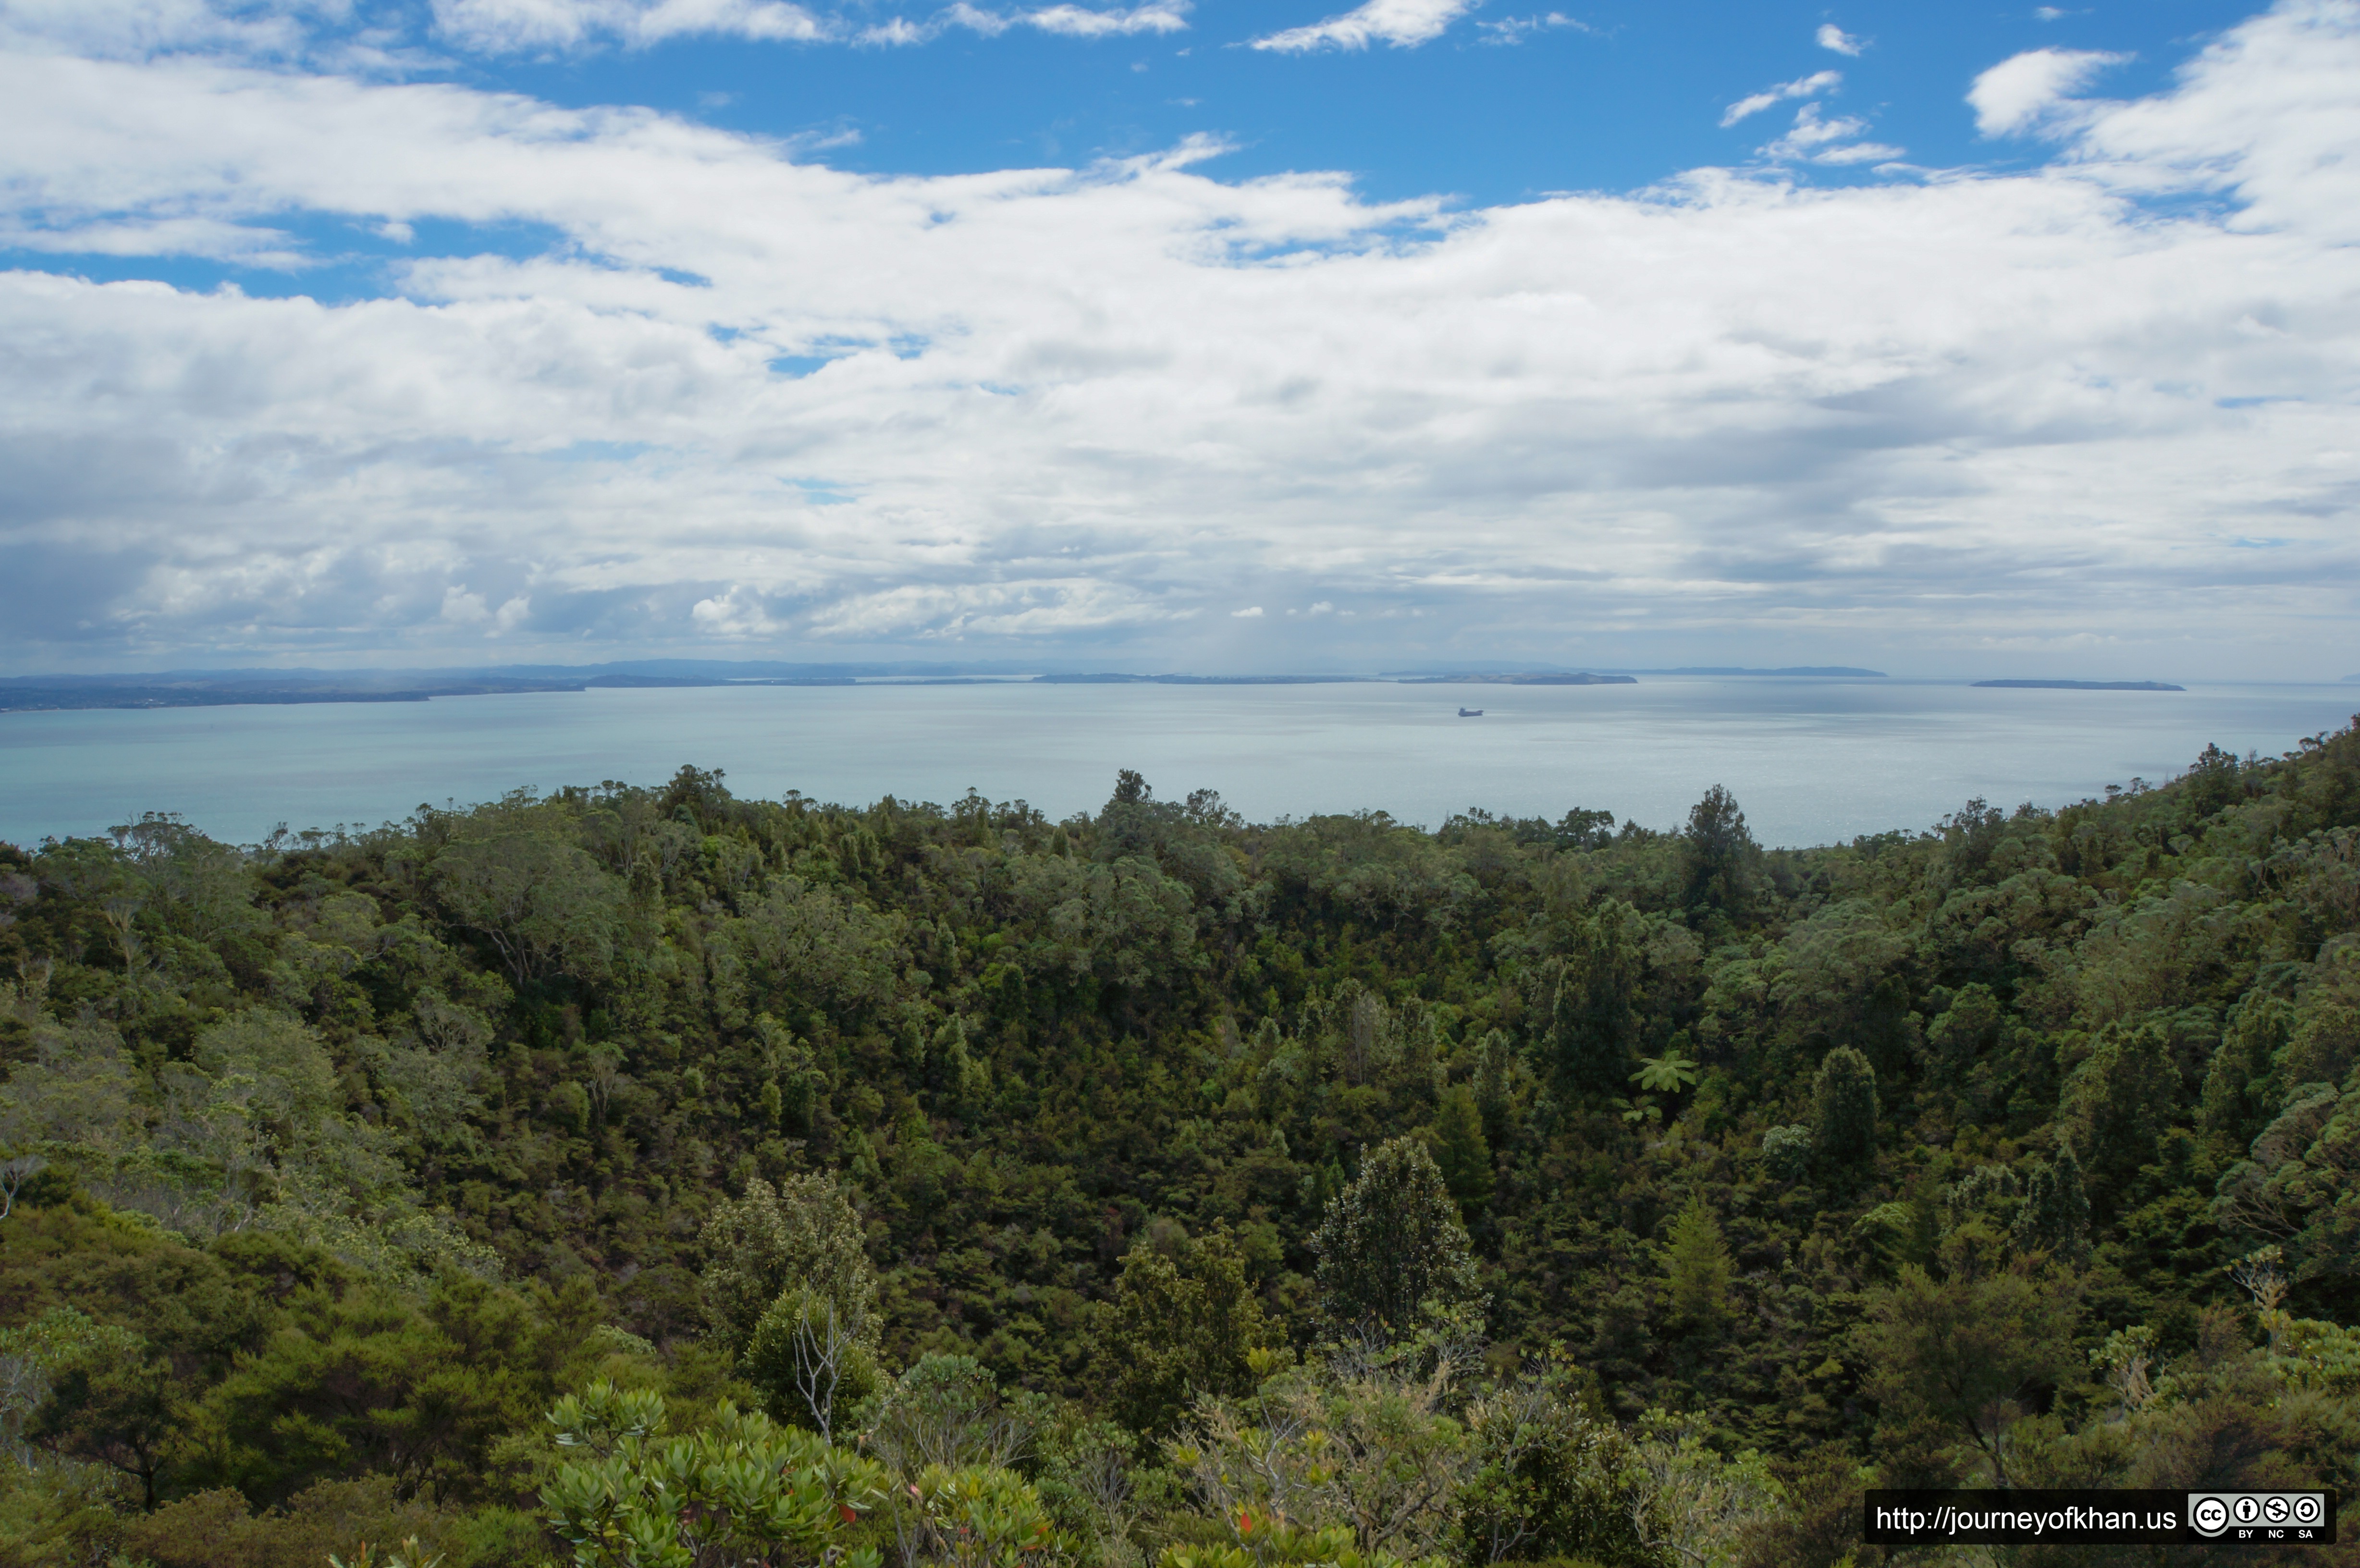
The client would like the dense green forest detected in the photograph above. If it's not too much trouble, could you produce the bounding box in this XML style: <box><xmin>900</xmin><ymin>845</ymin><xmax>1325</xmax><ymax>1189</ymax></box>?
<box><xmin>2</xmin><ymin>721</ymin><xmax>2357</xmax><ymax>1567</ymax></box>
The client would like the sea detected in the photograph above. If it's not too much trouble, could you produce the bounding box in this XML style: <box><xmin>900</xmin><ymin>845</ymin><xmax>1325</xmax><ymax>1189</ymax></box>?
<box><xmin>2</xmin><ymin>677</ymin><xmax>2356</xmax><ymax>851</ymax></box>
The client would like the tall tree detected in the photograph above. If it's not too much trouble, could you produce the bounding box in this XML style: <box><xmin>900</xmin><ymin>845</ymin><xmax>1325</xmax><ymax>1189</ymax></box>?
<box><xmin>699</xmin><ymin>1174</ymin><xmax>878</xmax><ymax>1357</ymax></box>
<box><xmin>1429</xmin><ymin>1084</ymin><xmax>1494</xmax><ymax>1219</ymax></box>
<box><xmin>2062</xmin><ymin>1021</ymin><xmax>2179</xmax><ymax>1211</ymax></box>
<box><xmin>1547</xmin><ymin>902</ymin><xmax>1643</xmax><ymax>1101</ymax></box>
<box><xmin>1681</xmin><ymin>784</ymin><xmax>1759</xmax><ymax>913</ymax></box>
<box><xmin>1861</xmin><ymin>1265</ymin><xmax>2080</xmax><ymax>1486</ymax></box>
<box><xmin>2014</xmin><ymin>1147</ymin><xmax>2091</xmax><ymax>1264</ymax></box>
<box><xmin>1100</xmin><ymin>1227</ymin><xmax>1274</xmax><ymax>1437</ymax></box>
<box><xmin>1811</xmin><ymin>1045</ymin><xmax>1880</xmax><ymax>1171</ymax></box>
<box><xmin>1312</xmin><ymin>1136</ymin><xmax>1484</xmax><ymax>1343</ymax></box>
<box><xmin>1662</xmin><ymin>1194</ymin><xmax>1734</xmax><ymax>1333</ymax></box>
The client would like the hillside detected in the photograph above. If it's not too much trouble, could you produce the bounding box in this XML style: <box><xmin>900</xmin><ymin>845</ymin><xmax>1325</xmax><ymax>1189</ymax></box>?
<box><xmin>2</xmin><ymin>726</ymin><xmax>2357</xmax><ymax>1567</ymax></box>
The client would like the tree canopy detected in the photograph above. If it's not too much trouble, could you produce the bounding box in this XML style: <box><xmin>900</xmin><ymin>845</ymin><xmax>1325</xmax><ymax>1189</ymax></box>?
<box><xmin>3</xmin><ymin>728</ymin><xmax>2359</xmax><ymax>1566</ymax></box>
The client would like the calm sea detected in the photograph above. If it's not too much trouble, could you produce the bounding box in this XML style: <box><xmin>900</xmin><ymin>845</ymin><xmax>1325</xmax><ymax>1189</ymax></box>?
<box><xmin>2</xmin><ymin>678</ymin><xmax>2355</xmax><ymax>851</ymax></box>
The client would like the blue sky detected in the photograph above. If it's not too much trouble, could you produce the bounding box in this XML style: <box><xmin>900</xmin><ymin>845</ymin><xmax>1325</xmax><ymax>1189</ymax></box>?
<box><xmin>510</xmin><ymin>1</ymin><xmax>2247</xmax><ymax>199</ymax></box>
<box><xmin>0</xmin><ymin>0</ymin><xmax>2355</xmax><ymax>676</ymax></box>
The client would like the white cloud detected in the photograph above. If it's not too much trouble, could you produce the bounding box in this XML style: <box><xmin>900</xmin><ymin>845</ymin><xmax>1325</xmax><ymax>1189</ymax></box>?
<box><xmin>857</xmin><ymin>15</ymin><xmax>928</xmax><ymax>43</ymax></box>
<box><xmin>0</xmin><ymin>0</ymin><xmax>1189</xmax><ymax>58</ymax></box>
<box><xmin>441</xmin><ymin>585</ymin><xmax>492</xmax><ymax>624</ymax></box>
<box><xmin>1809</xmin><ymin>139</ymin><xmax>1904</xmax><ymax>164</ymax></box>
<box><xmin>1969</xmin><ymin>47</ymin><xmax>2127</xmax><ymax>136</ymax></box>
<box><xmin>1006</xmin><ymin>3</ymin><xmax>1189</xmax><ymax>36</ymax></box>
<box><xmin>1250</xmin><ymin>0</ymin><xmax>1474</xmax><ymax>53</ymax></box>
<box><xmin>1815</xmin><ymin>22</ymin><xmax>1864</xmax><ymax>54</ymax></box>
<box><xmin>692</xmin><ymin>585</ymin><xmax>782</xmax><ymax>636</ymax></box>
<box><xmin>808</xmin><ymin>581</ymin><xmax>1183</xmax><ymax>637</ymax></box>
<box><xmin>1231</xmin><ymin>605</ymin><xmax>1264</xmax><ymax>617</ymax></box>
<box><xmin>1722</xmin><ymin>68</ymin><xmax>1841</xmax><ymax>127</ymax></box>
<box><xmin>0</xmin><ymin>1</ymin><xmax>2358</xmax><ymax>676</ymax></box>
<box><xmin>1759</xmin><ymin>101</ymin><xmax>1898</xmax><ymax>162</ymax></box>
<box><xmin>1475</xmin><ymin>12</ymin><xmax>1586</xmax><ymax>45</ymax></box>
<box><xmin>924</xmin><ymin>2</ymin><xmax>1190</xmax><ymax>41</ymax></box>
<box><xmin>433</xmin><ymin>0</ymin><xmax>828</xmax><ymax>50</ymax></box>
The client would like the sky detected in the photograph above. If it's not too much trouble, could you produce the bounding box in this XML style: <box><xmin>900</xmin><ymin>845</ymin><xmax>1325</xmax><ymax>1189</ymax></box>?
<box><xmin>1</xmin><ymin>0</ymin><xmax>2356</xmax><ymax>678</ymax></box>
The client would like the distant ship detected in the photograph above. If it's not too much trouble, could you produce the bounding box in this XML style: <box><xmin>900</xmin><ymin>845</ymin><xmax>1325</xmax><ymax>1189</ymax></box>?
<box><xmin>1458</xmin><ymin>707</ymin><xmax>1483</xmax><ymax>717</ymax></box>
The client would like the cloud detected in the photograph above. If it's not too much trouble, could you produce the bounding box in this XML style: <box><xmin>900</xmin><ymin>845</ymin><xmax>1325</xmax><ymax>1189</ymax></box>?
<box><xmin>1475</xmin><ymin>12</ymin><xmax>1587</xmax><ymax>45</ymax></box>
<box><xmin>433</xmin><ymin>0</ymin><xmax>828</xmax><ymax>50</ymax></box>
<box><xmin>807</xmin><ymin>581</ymin><xmax>1185</xmax><ymax>637</ymax></box>
<box><xmin>1759</xmin><ymin>101</ymin><xmax>1899</xmax><ymax>162</ymax></box>
<box><xmin>1969</xmin><ymin>47</ymin><xmax>2127</xmax><ymax>135</ymax></box>
<box><xmin>1230</xmin><ymin>605</ymin><xmax>1264</xmax><ymax>617</ymax></box>
<box><xmin>0</xmin><ymin>0</ymin><xmax>1192</xmax><ymax>58</ymax></box>
<box><xmin>691</xmin><ymin>584</ymin><xmax>783</xmax><ymax>636</ymax></box>
<box><xmin>1722</xmin><ymin>69</ymin><xmax>1841</xmax><ymax>127</ymax></box>
<box><xmin>1002</xmin><ymin>3</ymin><xmax>1189</xmax><ymax>36</ymax></box>
<box><xmin>1250</xmin><ymin>0</ymin><xmax>1474</xmax><ymax>52</ymax></box>
<box><xmin>924</xmin><ymin>2</ymin><xmax>1190</xmax><ymax>41</ymax></box>
<box><xmin>1815</xmin><ymin>22</ymin><xmax>1864</xmax><ymax>54</ymax></box>
<box><xmin>0</xmin><ymin>1</ymin><xmax>2357</xmax><ymax>676</ymax></box>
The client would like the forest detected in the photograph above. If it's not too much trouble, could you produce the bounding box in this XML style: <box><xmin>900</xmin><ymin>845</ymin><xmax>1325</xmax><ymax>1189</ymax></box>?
<box><xmin>1</xmin><ymin>719</ymin><xmax>2356</xmax><ymax>1568</ymax></box>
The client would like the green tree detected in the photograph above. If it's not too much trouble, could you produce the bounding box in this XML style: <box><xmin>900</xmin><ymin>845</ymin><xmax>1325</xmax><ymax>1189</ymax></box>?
<box><xmin>907</xmin><ymin>1463</ymin><xmax>1073</xmax><ymax>1568</ymax></box>
<box><xmin>2060</xmin><ymin>1020</ymin><xmax>2179</xmax><ymax>1210</ymax></box>
<box><xmin>1457</xmin><ymin>1354</ymin><xmax>1662</xmax><ymax>1568</ymax></box>
<box><xmin>1312</xmin><ymin>1136</ymin><xmax>1484</xmax><ymax>1343</ymax></box>
<box><xmin>23</xmin><ymin>1322</ymin><xmax>184</xmax><ymax>1508</ymax></box>
<box><xmin>430</xmin><ymin>815</ymin><xmax>623</xmax><ymax>987</ymax></box>
<box><xmin>1172</xmin><ymin>1359</ymin><xmax>1473</xmax><ymax>1563</ymax></box>
<box><xmin>193</xmin><ymin>1272</ymin><xmax>600</xmax><ymax>1505</ymax></box>
<box><xmin>1661</xmin><ymin>1195</ymin><xmax>1733</xmax><ymax>1333</ymax></box>
<box><xmin>1470</xmin><ymin>1030</ymin><xmax>1516</xmax><ymax>1145</ymax></box>
<box><xmin>539</xmin><ymin>1380</ymin><xmax>887</xmax><ymax>1568</ymax></box>
<box><xmin>2200</xmin><ymin>995</ymin><xmax>2293</xmax><ymax>1152</ymax></box>
<box><xmin>1680</xmin><ymin>785</ymin><xmax>1758</xmax><ymax>913</ymax></box>
<box><xmin>867</xmin><ymin>1355</ymin><xmax>1026</xmax><ymax>1479</ymax></box>
<box><xmin>1810</xmin><ymin>1046</ymin><xmax>1879</xmax><ymax>1171</ymax></box>
<box><xmin>2013</xmin><ymin>1148</ymin><xmax>2091</xmax><ymax>1264</ymax></box>
<box><xmin>1547</xmin><ymin>903</ymin><xmax>1643</xmax><ymax>1102</ymax></box>
<box><xmin>698</xmin><ymin>1175</ymin><xmax>877</xmax><ymax>1358</ymax></box>
<box><xmin>742</xmin><ymin>1284</ymin><xmax>885</xmax><ymax>1442</ymax></box>
<box><xmin>1427</xmin><ymin>1086</ymin><xmax>1494</xmax><ymax>1219</ymax></box>
<box><xmin>1102</xmin><ymin>1228</ymin><xmax>1276</xmax><ymax>1438</ymax></box>
<box><xmin>1860</xmin><ymin>1265</ymin><xmax>2080</xmax><ymax>1486</ymax></box>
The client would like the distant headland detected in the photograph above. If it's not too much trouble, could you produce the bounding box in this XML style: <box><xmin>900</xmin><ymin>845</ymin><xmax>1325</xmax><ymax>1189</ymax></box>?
<box><xmin>1385</xmin><ymin>665</ymin><xmax>1885</xmax><ymax>679</ymax></box>
<box><xmin>1972</xmin><ymin>679</ymin><xmax>2186</xmax><ymax>692</ymax></box>
<box><xmin>0</xmin><ymin>659</ymin><xmax>1914</xmax><ymax>713</ymax></box>
<box><xmin>1388</xmin><ymin>672</ymin><xmax>1637</xmax><ymax>686</ymax></box>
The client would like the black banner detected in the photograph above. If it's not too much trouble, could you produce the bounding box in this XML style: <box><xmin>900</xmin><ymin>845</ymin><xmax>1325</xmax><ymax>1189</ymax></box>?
<box><xmin>1864</xmin><ymin>1489</ymin><xmax>2338</xmax><ymax>1547</ymax></box>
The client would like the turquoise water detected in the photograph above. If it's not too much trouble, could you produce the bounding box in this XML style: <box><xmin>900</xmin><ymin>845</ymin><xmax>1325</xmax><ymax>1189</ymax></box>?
<box><xmin>2</xmin><ymin>678</ymin><xmax>2355</xmax><ymax>849</ymax></box>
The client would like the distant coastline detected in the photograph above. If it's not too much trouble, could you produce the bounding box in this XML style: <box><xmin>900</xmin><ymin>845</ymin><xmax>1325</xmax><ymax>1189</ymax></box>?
<box><xmin>1030</xmin><ymin>674</ymin><xmax>1374</xmax><ymax>686</ymax></box>
<box><xmin>2</xmin><ymin>662</ymin><xmax>1668</xmax><ymax>711</ymax></box>
<box><xmin>1972</xmin><ymin>679</ymin><xmax>2186</xmax><ymax>692</ymax></box>
<box><xmin>1383</xmin><ymin>664</ymin><xmax>1885</xmax><ymax>678</ymax></box>
<box><xmin>0</xmin><ymin>673</ymin><xmax>863</xmax><ymax>713</ymax></box>
<box><xmin>30</xmin><ymin>660</ymin><xmax>2261</xmax><ymax>713</ymax></box>
<box><xmin>1392</xmin><ymin>672</ymin><xmax>1636</xmax><ymax>686</ymax></box>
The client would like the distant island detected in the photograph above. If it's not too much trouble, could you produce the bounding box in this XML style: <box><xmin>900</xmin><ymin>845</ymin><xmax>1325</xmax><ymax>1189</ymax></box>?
<box><xmin>1392</xmin><ymin>672</ymin><xmax>1637</xmax><ymax>686</ymax></box>
<box><xmin>1030</xmin><ymin>674</ymin><xmax>1374</xmax><ymax>686</ymax></box>
<box><xmin>1972</xmin><ymin>679</ymin><xmax>2186</xmax><ymax>692</ymax></box>
<box><xmin>0</xmin><ymin>670</ymin><xmax>862</xmax><ymax>712</ymax></box>
<box><xmin>0</xmin><ymin>659</ymin><xmax>1922</xmax><ymax>712</ymax></box>
<box><xmin>1383</xmin><ymin>664</ymin><xmax>1884</xmax><ymax>678</ymax></box>
<box><xmin>1608</xmin><ymin>665</ymin><xmax>1885</xmax><ymax>678</ymax></box>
